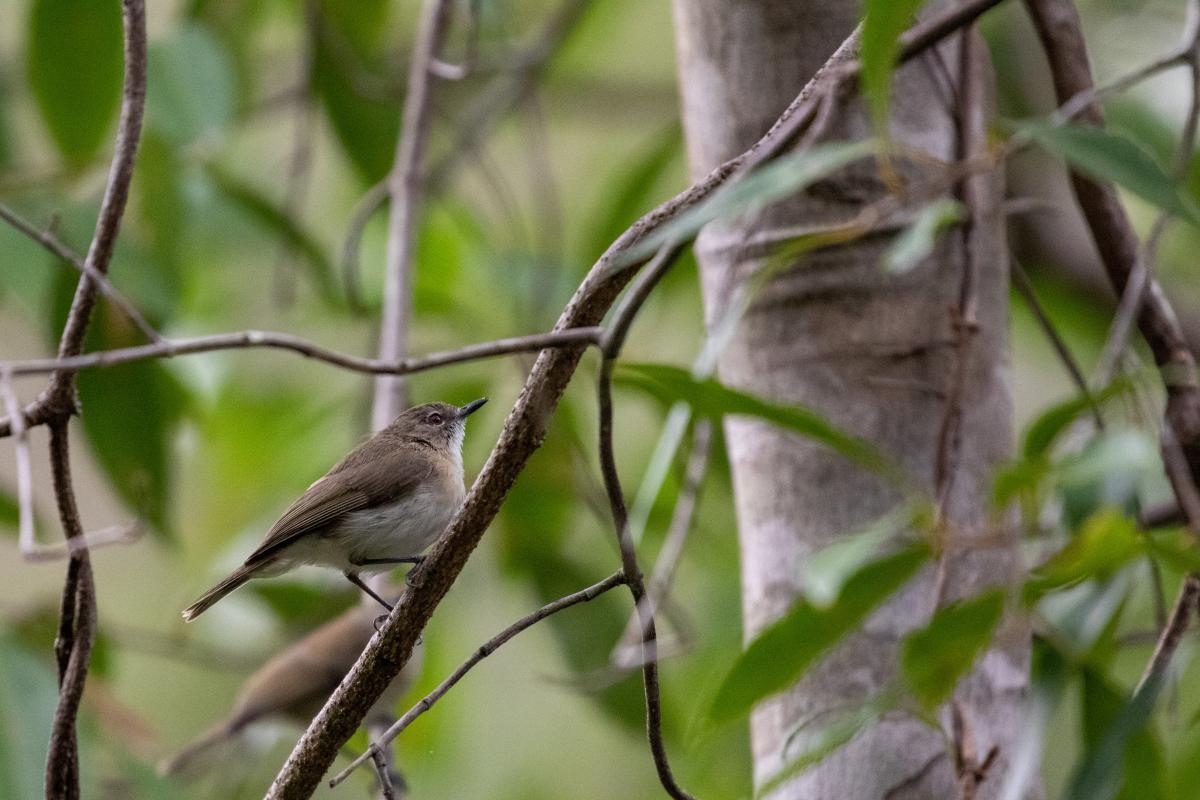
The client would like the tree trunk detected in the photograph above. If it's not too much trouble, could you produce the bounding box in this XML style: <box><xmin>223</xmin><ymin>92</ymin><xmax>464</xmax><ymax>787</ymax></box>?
<box><xmin>671</xmin><ymin>3</ymin><xmax>1039</xmax><ymax>798</ymax></box>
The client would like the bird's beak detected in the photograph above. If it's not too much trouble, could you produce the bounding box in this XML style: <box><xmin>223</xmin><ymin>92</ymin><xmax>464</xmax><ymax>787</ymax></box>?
<box><xmin>458</xmin><ymin>398</ymin><xmax>488</xmax><ymax>418</ymax></box>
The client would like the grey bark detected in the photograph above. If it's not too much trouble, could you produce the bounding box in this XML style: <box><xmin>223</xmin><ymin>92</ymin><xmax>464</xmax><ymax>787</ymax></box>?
<box><xmin>671</xmin><ymin>3</ymin><xmax>1038</xmax><ymax>798</ymax></box>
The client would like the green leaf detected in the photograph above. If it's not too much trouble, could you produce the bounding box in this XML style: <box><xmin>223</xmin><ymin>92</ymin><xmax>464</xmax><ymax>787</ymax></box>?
<box><xmin>1024</xmin><ymin>509</ymin><xmax>1142</xmax><ymax>603</ymax></box>
<box><xmin>883</xmin><ymin>199</ymin><xmax>964</xmax><ymax>274</ymax></box>
<box><xmin>802</xmin><ymin>501</ymin><xmax>934</xmax><ymax>606</ymax></box>
<box><xmin>617</xmin><ymin>363</ymin><xmax>903</xmax><ymax>481</ymax></box>
<box><xmin>204</xmin><ymin>163</ymin><xmax>339</xmax><ymax>304</ymax></box>
<box><xmin>145</xmin><ymin>23</ymin><xmax>235</xmax><ymax>146</ymax></box>
<box><xmin>1066</xmin><ymin>667</ymin><xmax>1168</xmax><ymax>800</ymax></box>
<box><xmin>861</xmin><ymin>0</ymin><xmax>925</xmax><ymax>134</ymax></box>
<box><xmin>312</xmin><ymin>3</ymin><xmax>400</xmax><ymax>182</ymax></box>
<box><xmin>901</xmin><ymin>590</ymin><xmax>1005</xmax><ymax>709</ymax></box>
<box><xmin>25</xmin><ymin>0</ymin><xmax>124</xmax><ymax>165</ymax></box>
<box><xmin>0</xmin><ymin>635</ymin><xmax>59</xmax><ymax>800</ymax></box>
<box><xmin>1022</xmin><ymin>379</ymin><xmax>1130</xmax><ymax>461</ymax></box>
<box><xmin>618</xmin><ymin>140</ymin><xmax>875</xmax><ymax>267</ymax></box>
<box><xmin>1022</xmin><ymin>122</ymin><xmax>1200</xmax><ymax>224</ymax></box>
<box><xmin>756</xmin><ymin>701</ymin><xmax>884</xmax><ymax>798</ymax></box>
<box><xmin>709</xmin><ymin>541</ymin><xmax>930</xmax><ymax>723</ymax></box>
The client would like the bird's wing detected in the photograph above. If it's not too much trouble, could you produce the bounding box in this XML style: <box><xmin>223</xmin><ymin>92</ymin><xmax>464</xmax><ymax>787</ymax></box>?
<box><xmin>243</xmin><ymin>447</ymin><xmax>430</xmax><ymax>566</ymax></box>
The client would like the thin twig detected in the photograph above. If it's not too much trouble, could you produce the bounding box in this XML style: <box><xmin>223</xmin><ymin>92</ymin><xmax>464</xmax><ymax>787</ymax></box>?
<box><xmin>1135</xmin><ymin>575</ymin><xmax>1200</xmax><ymax>694</ymax></box>
<box><xmin>610</xmin><ymin>420</ymin><xmax>711</xmax><ymax>671</ymax></box>
<box><xmin>0</xmin><ymin>201</ymin><xmax>161</xmax><ymax>343</ymax></box>
<box><xmin>1009</xmin><ymin>258</ymin><xmax>1103</xmax><ymax>428</ymax></box>
<box><xmin>42</xmin><ymin>1</ymin><xmax>147</xmax><ymax>796</ymax></box>
<box><xmin>45</xmin><ymin>422</ymin><xmax>98</xmax><ymax>800</ymax></box>
<box><xmin>597</xmin><ymin>240</ymin><xmax>694</xmax><ymax>799</ymax></box>
<box><xmin>0</xmin><ymin>327</ymin><xmax>604</xmax><ymax>379</ymax></box>
<box><xmin>267</xmin><ymin>7</ymin><xmax>1008</xmax><ymax>794</ymax></box>
<box><xmin>369</xmin><ymin>749</ymin><xmax>397</xmax><ymax>800</ymax></box>
<box><xmin>1092</xmin><ymin>4</ymin><xmax>1200</xmax><ymax>387</ymax></box>
<box><xmin>426</xmin><ymin>0</ymin><xmax>591</xmax><ymax>193</ymax></box>
<box><xmin>372</xmin><ymin>0</ymin><xmax>456</xmax><ymax>430</ymax></box>
<box><xmin>329</xmin><ymin>571</ymin><xmax>627</xmax><ymax>788</ymax></box>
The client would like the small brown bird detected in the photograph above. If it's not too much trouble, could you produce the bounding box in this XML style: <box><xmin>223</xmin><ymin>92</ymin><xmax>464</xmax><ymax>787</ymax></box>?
<box><xmin>182</xmin><ymin>399</ymin><xmax>487</xmax><ymax>621</ymax></box>
<box><xmin>160</xmin><ymin>596</ymin><xmax>421</xmax><ymax>777</ymax></box>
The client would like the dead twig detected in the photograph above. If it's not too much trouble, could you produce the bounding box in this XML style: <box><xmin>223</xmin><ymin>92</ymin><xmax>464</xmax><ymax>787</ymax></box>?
<box><xmin>329</xmin><ymin>571</ymin><xmax>627</xmax><ymax>787</ymax></box>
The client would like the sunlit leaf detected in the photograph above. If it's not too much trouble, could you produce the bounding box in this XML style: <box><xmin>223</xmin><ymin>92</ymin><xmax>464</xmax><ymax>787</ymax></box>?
<box><xmin>0</xmin><ymin>635</ymin><xmax>59</xmax><ymax>800</ymax></box>
<box><xmin>1022</xmin><ymin>121</ymin><xmax>1200</xmax><ymax>224</ymax></box>
<box><xmin>618</xmin><ymin>140</ymin><xmax>875</xmax><ymax>267</ymax></box>
<box><xmin>25</xmin><ymin>0</ymin><xmax>124</xmax><ymax>165</ymax></box>
<box><xmin>617</xmin><ymin>363</ymin><xmax>902</xmax><ymax>480</ymax></box>
<box><xmin>861</xmin><ymin>0</ymin><xmax>925</xmax><ymax>134</ymax></box>
<box><xmin>883</xmin><ymin>199</ymin><xmax>963</xmax><ymax>274</ymax></box>
<box><xmin>145</xmin><ymin>23</ymin><xmax>235</xmax><ymax>146</ymax></box>
<box><xmin>1023</xmin><ymin>510</ymin><xmax>1142</xmax><ymax>603</ymax></box>
<box><xmin>901</xmin><ymin>590</ymin><xmax>1005</xmax><ymax>710</ymax></box>
<box><xmin>709</xmin><ymin>542</ymin><xmax>930</xmax><ymax>723</ymax></box>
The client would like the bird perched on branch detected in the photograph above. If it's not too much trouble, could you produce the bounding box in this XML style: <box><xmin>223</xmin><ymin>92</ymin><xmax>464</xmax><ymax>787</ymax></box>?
<box><xmin>160</xmin><ymin>595</ymin><xmax>421</xmax><ymax>787</ymax></box>
<box><xmin>182</xmin><ymin>399</ymin><xmax>487</xmax><ymax>621</ymax></box>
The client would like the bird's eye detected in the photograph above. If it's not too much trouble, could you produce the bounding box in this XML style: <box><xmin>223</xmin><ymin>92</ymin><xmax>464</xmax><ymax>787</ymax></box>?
<box><xmin>428</xmin><ymin>413</ymin><xmax>444</xmax><ymax>425</ymax></box>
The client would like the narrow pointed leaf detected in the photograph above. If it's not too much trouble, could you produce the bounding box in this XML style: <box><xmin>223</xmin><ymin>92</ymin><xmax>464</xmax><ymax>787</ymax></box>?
<box><xmin>1023</xmin><ymin>122</ymin><xmax>1200</xmax><ymax>224</ymax></box>
<box><xmin>709</xmin><ymin>542</ymin><xmax>930</xmax><ymax>723</ymax></box>
<box><xmin>901</xmin><ymin>590</ymin><xmax>1005</xmax><ymax>709</ymax></box>
<box><xmin>861</xmin><ymin>0</ymin><xmax>925</xmax><ymax>134</ymax></box>
<box><xmin>617</xmin><ymin>363</ymin><xmax>903</xmax><ymax>480</ymax></box>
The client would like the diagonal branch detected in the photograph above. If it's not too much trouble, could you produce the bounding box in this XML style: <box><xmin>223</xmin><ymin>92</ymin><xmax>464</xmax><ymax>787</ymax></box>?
<box><xmin>0</xmin><ymin>201</ymin><xmax>161</xmax><ymax>343</ymax></box>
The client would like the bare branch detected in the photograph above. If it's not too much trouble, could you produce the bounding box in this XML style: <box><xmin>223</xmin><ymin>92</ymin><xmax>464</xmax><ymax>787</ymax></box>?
<box><xmin>36</xmin><ymin>1</ymin><xmax>148</xmax><ymax>795</ymax></box>
<box><xmin>611</xmin><ymin>420</ymin><xmax>711</xmax><ymax>671</ymax></box>
<box><xmin>0</xmin><ymin>327</ymin><xmax>604</xmax><ymax>379</ymax></box>
<box><xmin>44</xmin><ymin>421</ymin><xmax>98</xmax><ymax>800</ymax></box>
<box><xmin>1135</xmin><ymin>574</ymin><xmax>1200</xmax><ymax>695</ymax></box>
<box><xmin>329</xmin><ymin>571</ymin><xmax>627</xmax><ymax>788</ymax></box>
<box><xmin>0</xmin><ymin>201</ymin><xmax>161</xmax><ymax>343</ymax></box>
<box><xmin>1009</xmin><ymin>258</ymin><xmax>1103</xmax><ymax>429</ymax></box>
<box><xmin>372</xmin><ymin>0</ymin><xmax>456</xmax><ymax>429</ymax></box>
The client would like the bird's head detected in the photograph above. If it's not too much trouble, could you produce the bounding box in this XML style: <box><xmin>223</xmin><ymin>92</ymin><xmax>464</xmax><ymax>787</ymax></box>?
<box><xmin>389</xmin><ymin>398</ymin><xmax>487</xmax><ymax>451</ymax></box>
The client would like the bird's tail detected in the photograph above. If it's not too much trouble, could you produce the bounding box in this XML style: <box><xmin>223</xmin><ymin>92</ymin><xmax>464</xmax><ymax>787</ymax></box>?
<box><xmin>157</xmin><ymin>718</ymin><xmax>237</xmax><ymax>776</ymax></box>
<box><xmin>182</xmin><ymin>564</ymin><xmax>258</xmax><ymax>622</ymax></box>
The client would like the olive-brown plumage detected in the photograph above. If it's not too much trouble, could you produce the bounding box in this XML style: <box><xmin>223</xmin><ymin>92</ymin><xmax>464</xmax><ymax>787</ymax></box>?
<box><xmin>182</xmin><ymin>399</ymin><xmax>486</xmax><ymax>621</ymax></box>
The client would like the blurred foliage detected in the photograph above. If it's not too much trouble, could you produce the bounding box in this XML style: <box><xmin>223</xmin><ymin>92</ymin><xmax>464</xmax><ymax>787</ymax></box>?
<box><xmin>1</xmin><ymin>0</ymin><xmax>1200</xmax><ymax>798</ymax></box>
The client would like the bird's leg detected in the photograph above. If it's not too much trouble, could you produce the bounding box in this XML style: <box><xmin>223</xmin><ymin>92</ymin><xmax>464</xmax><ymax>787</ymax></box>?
<box><xmin>354</xmin><ymin>556</ymin><xmax>425</xmax><ymax>567</ymax></box>
<box><xmin>352</xmin><ymin>555</ymin><xmax>427</xmax><ymax>587</ymax></box>
<box><xmin>344</xmin><ymin>571</ymin><xmax>394</xmax><ymax>612</ymax></box>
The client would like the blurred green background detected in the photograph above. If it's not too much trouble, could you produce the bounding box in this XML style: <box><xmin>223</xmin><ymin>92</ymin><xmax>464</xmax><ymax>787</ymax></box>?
<box><xmin>1</xmin><ymin>0</ymin><xmax>1199</xmax><ymax>798</ymax></box>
